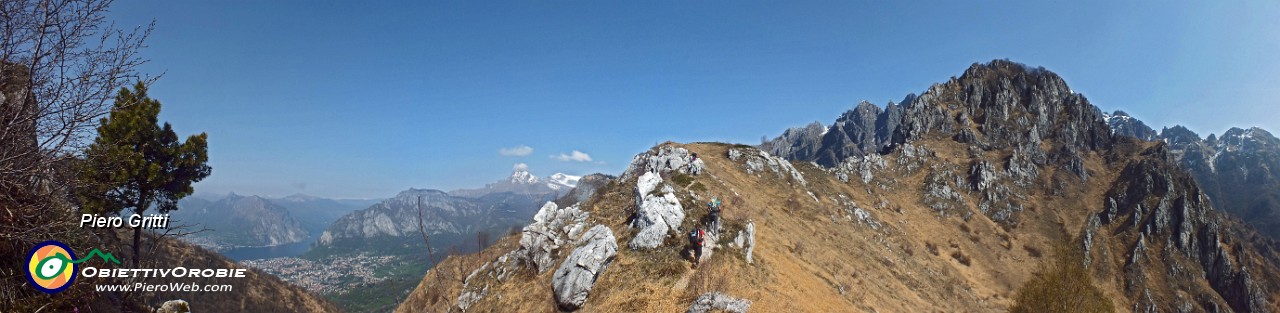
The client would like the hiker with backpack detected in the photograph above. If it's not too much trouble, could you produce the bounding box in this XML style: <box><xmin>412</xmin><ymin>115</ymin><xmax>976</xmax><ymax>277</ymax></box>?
<box><xmin>690</xmin><ymin>227</ymin><xmax>705</xmax><ymax>268</ymax></box>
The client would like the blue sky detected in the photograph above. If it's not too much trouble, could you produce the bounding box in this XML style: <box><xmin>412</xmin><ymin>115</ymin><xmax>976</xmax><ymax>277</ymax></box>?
<box><xmin>105</xmin><ymin>2</ymin><xmax>1280</xmax><ymax>199</ymax></box>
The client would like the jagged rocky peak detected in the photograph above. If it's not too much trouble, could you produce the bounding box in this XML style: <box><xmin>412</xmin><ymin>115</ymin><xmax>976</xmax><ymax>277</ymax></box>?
<box><xmin>893</xmin><ymin>59</ymin><xmax>1112</xmax><ymax>153</ymax></box>
<box><xmin>814</xmin><ymin>100</ymin><xmax>888</xmax><ymax>166</ymax></box>
<box><xmin>1221</xmin><ymin>127</ymin><xmax>1279</xmax><ymax>150</ymax></box>
<box><xmin>510</xmin><ymin>163</ymin><xmax>539</xmax><ymax>184</ymax></box>
<box><xmin>763</xmin><ymin>95</ymin><xmax>910</xmax><ymax>167</ymax></box>
<box><xmin>1105</xmin><ymin>110</ymin><xmax>1159</xmax><ymax>141</ymax></box>
<box><xmin>768</xmin><ymin>60</ymin><xmax>1114</xmax><ymax>169</ymax></box>
<box><xmin>1160</xmin><ymin>125</ymin><xmax>1204</xmax><ymax>146</ymax></box>
<box><xmin>760</xmin><ymin>121</ymin><xmax>826</xmax><ymax>162</ymax></box>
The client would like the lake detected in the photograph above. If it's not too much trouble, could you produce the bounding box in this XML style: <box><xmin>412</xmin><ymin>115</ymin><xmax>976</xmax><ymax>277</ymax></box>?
<box><xmin>222</xmin><ymin>232</ymin><xmax>320</xmax><ymax>261</ymax></box>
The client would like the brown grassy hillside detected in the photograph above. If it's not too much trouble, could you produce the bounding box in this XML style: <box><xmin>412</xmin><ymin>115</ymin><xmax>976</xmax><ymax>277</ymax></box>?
<box><xmin>395</xmin><ymin>137</ymin><xmax>1279</xmax><ymax>312</ymax></box>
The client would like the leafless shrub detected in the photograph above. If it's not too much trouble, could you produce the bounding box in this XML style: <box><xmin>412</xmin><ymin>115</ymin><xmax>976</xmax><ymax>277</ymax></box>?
<box><xmin>951</xmin><ymin>250</ymin><xmax>971</xmax><ymax>266</ymax></box>
<box><xmin>925</xmin><ymin>241</ymin><xmax>940</xmax><ymax>256</ymax></box>
<box><xmin>686</xmin><ymin>256</ymin><xmax>730</xmax><ymax>300</ymax></box>
<box><xmin>1010</xmin><ymin>239</ymin><xmax>1113</xmax><ymax>313</ymax></box>
<box><xmin>792</xmin><ymin>240</ymin><xmax>806</xmax><ymax>257</ymax></box>
<box><xmin>1024</xmin><ymin>245</ymin><xmax>1043</xmax><ymax>258</ymax></box>
<box><xmin>2</xmin><ymin>1</ymin><xmax>156</xmax><ymax>310</ymax></box>
<box><xmin>786</xmin><ymin>197</ymin><xmax>802</xmax><ymax>213</ymax></box>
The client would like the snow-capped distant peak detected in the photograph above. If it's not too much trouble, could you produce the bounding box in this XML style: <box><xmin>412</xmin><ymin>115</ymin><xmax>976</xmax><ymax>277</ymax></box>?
<box><xmin>509</xmin><ymin>170</ymin><xmax>539</xmax><ymax>185</ymax></box>
<box><xmin>507</xmin><ymin>163</ymin><xmax>540</xmax><ymax>185</ymax></box>
<box><xmin>547</xmin><ymin>173</ymin><xmax>581</xmax><ymax>190</ymax></box>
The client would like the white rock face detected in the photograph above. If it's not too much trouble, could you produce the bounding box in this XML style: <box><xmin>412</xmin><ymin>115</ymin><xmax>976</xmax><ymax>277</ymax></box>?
<box><xmin>517</xmin><ymin>202</ymin><xmax>589</xmax><ymax>273</ymax></box>
<box><xmin>636</xmin><ymin>172</ymin><xmax>663</xmax><ymax>199</ymax></box>
<box><xmin>623</xmin><ymin>145</ymin><xmax>699</xmax><ymax>179</ymax></box>
<box><xmin>831</xmin><ymin>154</ymin><xmax>887</xmax><ymax>184</ymax></box>
<box><xmin>552</xmin><ymin>225</ymin><xmax>618</xmax><ymax>311</ymax></box>
<box><xmin>852</xmin><ymin>208</ymin><xmax>881</xmax><ymax>230</ymax></box>
<box><xmin>744</xmin><ymin>221</ymin><xmax>755</xmax><ymax>264</ymax></box>
<box><xmin>686</xmin><ymin>292</ymin><xmax>752</xmax><ymax>313</ymax></box>
<box><xmin>630</xmin><ymin>172</ymin><xmax>685</xmax><ymax>249</ymax></box>
<box><xmin>455</xmin><ymin>284</ymin><xmax>489</xmax><ymax>312</ymax></box>
<box><xmin>727</xmin><ymin>148</ymin><xmax>806</xmax><ymax>186</ymax></box>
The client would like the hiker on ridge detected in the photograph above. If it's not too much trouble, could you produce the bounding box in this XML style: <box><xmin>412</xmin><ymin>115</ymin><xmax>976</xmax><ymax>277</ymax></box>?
<box><xmin>690</xmin><ymin>227</ymin><xmax>706</xmax><ymax>268</ymax></box>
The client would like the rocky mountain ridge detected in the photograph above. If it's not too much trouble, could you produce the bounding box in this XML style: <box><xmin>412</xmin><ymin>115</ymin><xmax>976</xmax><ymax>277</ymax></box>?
<box><xmin>320</xmin><ymin>188</ymin><xmax>516</xmax><ymax>245</ymax></box>
<box><xmin>396</xmin><ymin>60</ymin><xmax>1280</xmax><ymax>312</ymax></box>
<box><xmin>759</xmin><ymin>59</ymin><xmax>1280</xmax><ymax>312</ymax></box>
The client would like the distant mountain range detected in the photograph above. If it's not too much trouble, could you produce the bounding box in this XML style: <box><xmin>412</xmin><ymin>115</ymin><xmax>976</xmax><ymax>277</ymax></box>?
<box><xmin>1095</xmin><ymin>109</ymin><xmax>1280</xmax><ymax>240</ymax></box>
<box><xmin>1122</xmin><ymin>121</ymin><xmax>1280</xmax><ymax>240</ymax></box>
<box><xmin>319</xmin><ymin>165</ymin><xmax>581</xmax><ymax>246</ymax></box>
<box><xmin>450</xmin><ymin>164</ymin><xmax>581</xmax><ymax>198</ymax></box>
<box><xmin>172</xmin><ymin>193</ymin><xmax>373</xmax><ymax>251</ymax></box>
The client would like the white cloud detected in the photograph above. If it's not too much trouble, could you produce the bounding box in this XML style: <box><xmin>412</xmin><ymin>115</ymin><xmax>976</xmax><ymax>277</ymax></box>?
<box><xmin>553</xmin><ymin>150</ymin><xmax>593</xmax><ymax>162</ymax></box>
<box><xmin>499</xmin><ymin>145</ymin><xmax>534</xmax><ymax>157</ymax></box>
<box><xmin>513</xmin><ymin>163</ymin><xmax>529</xmax><ymax>171</ymax></box>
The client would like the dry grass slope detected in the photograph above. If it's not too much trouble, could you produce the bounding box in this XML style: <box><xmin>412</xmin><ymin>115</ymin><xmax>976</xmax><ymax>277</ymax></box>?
<box><xmin>395</xmin><ymin>139</ymin><xmax>1279</xmax><ymax>312</ymax></box>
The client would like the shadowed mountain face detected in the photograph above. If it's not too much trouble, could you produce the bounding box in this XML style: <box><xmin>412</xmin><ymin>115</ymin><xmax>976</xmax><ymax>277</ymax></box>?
<box><xmin>1156</xmin><ymin>126</ymin><xmax>1280</xmax><ymax>240</ymax></box>
<box><xmin>396</xmin><ymin>60</ymin><xmax>1280</xmax><ymax>313</ymax></box>
<box><xmin>172</xmin><ymin>194</ymin><xmax>309</xmax><ymax>249</ymax></box>
<box><xmin>1105</xmin><ymin>110</ymin><xmax>1160</xmax><ymax>141</ymax></box>
<box><xmin>1044</xmin><ymin>107</ymin><xmax>1280</xmax><ymax>243</ymax></box>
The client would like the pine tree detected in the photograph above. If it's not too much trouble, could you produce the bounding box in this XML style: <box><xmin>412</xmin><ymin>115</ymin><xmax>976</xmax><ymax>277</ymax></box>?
<box><xmin>77</xmin><ymin>82</ymin><xmax>211</xmax><ymax>266</ymax></box>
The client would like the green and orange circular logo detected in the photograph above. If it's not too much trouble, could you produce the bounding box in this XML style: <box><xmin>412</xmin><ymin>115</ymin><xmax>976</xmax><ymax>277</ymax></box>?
<box><xmin>25</xmin><ymin>240</ymin><xmax>78</xmax><ymax>294</ymax></box>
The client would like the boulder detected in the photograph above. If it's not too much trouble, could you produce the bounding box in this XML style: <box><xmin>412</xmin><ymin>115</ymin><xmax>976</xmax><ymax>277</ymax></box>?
<box><xmin>552</xmin><ymin>225</ymin><xmax>619</xmax><ymax>311</ymax></box>
<box><xmin>630</xmin><ymin>172</ymin><xmax>685</xmax><ymax>249</ymax></box>
<box><xmin>456</xmin><ymin>284</ymin><xmax>488</xmax><ymax>312</ymax></box>
<box><xmin>518</xmin><ymin>202</ymin><xmax>589</xmax><ymax>273</ymax></box>
<box><xmin>155</xmin><ymin>300</ymin><xmax>190</xmax><ymax>313</ymax></box>
<box><xmin>727</xmin><ymin>148</ymin><xmax>807</xmax><ymax>185</ymax></box>
<box><xmin>623</xmin><ymin>145</ymin><xmax>696</xmax><ymax>179</ymax></box>
<box><xmin>686</xmin><ymin>292</ymin><xmax>752</xmax><ymax>313</ymax></box>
